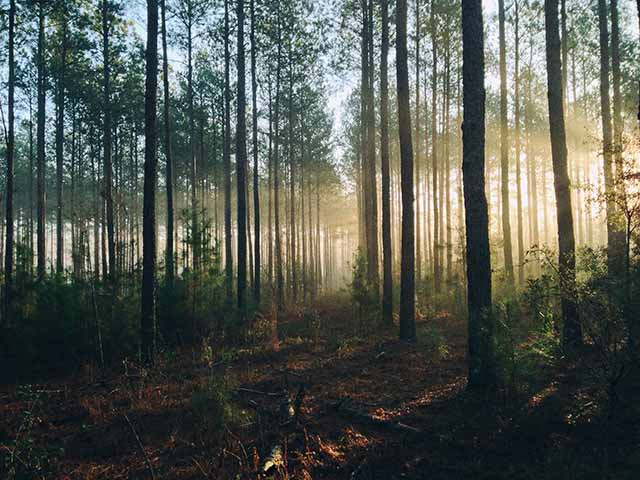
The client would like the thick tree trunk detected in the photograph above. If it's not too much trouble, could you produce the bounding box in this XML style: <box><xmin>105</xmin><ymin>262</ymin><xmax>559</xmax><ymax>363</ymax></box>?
<box><xmin>544</xmin><ymin>0</ymin><xmax>581</xmax><ymax>349</ymax></box>
<box><xmin>396</xmin><ymin>0</ymin><xmax>416</xmax><ymax>342</ymax></box>
<box><xmin>380</xmin><ymin>0</ymin><xmax>393</xmax><ymax>326</ymax></box>
<box><xmin>236</xmin><ymin>0</ymin><xmax>248</xmax><ymax>321</ymax></box>
<box><xmin>462</xmin><ymin>0</ymin><xmax>495</xmax><ymax>388</ymax></box>
<box><xmin>141</xmin><ymin>0</ymin><xmax>159</xmax><ymax>366</ymax></box>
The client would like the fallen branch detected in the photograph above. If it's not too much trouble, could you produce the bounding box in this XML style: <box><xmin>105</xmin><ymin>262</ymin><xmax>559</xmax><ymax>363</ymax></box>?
<box><xmin>123</xmin><ymin>413</ymin><xmax>156</xmax><ymax>480</ymax></box>
<box><xmin>236</xmin><ymin>387</ymin><xmax>285</xmax><ymax>397</ymax></box>
<box><xmin>332</xmin><ymin>397</ymin><xmax>423</xmax><ymax>436</ymax></box>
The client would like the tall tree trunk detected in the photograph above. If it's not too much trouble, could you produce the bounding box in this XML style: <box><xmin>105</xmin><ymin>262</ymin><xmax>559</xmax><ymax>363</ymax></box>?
<box><xmin>415</xmin><ymin>0</ymin><xmax>422</xmax><ymax>282</ymax></box>
<box><xmin>396</xmin><ymin>0</ymin><xmax>416</xmax><ymax>342</ymax></box>
<box><xmin>274</xmin><ymin>2</ymin><xmax>284</xmax><ymax>310</ymax></box>
<box><xmin>236</xmin><ymin>0</ymin><xmax>248</xmax><ymax>321</ymax></box>
<box><xmin>498</xmin><ymin>0</ymin><xmax>514</xmax><ymax>282</ymax></box>
<box><xmin>431</xmin><ymin>0</ymin><xmax>440</xmax><ymax>293</ymax></box>
<box><xmin>250</xmin><ymin>0</ymin><xmax>260</xmax><ymax>304</ymax></box>
<box><xmin>4</xmin><ymin>0</ymin><xmax>16</xmax><ymax>323</ymax></box>
<box><xmin>37</xmin><ymin>0</ymin><xmax>46</xmax><ymax>279</ymax></box>
<box><xmin>288</xmin><ymin>39</ymin><xmax>296</xmax><ymax>303</ymax></box>
<box><xmin>380</xmin><ymin>0</ymin><xmax>393</xmax><ymax>326</ymax></box>
<box><xmin>141</xmin><ymin>0</ymin><xmax>159</xmax><ymax>366</ymax></box>
<box><xmin>186</xmin><ymin>7</ymin><xmax>199</xmax><ymax>272</ymax></box>
<box><xmin>514</xmin><ymin>0</ymin><xmax>524</xmax><ymax>284</ymax></box>
<box><xmin>56</xmin><ymin>15</ymin><xmax>68</xmax><ymax>275</ymax></box>
<box><xmin>462</xmin><ymin>0</ymin><xmax>495</xmax><ymax>389</ymax></box>
<box><xmin>161</xmin><ymin>0</ymin><xmax>174</xmax><ymax>285</ymax></box>
<box><xmin>610</xmin><ymin>0</ymin><xmax>627</xmax><ymax>260</ymax></box>
<box><xmin>544</xmin><ymin>0</ymin><xmax>581</xmax><ymax>349</ymax></box>
<box><xmin>28</xmin><ymin>98</ymin><xmax>34</xmax><ymax>277</ymax></box>
<box><xmin>597</xmin><ymin>0</ymin><xmax>621</xmax><ymax>276</ymax></box>
<box><xmin>224</xmin><ymin>0</ymin><xmax>233</xmax><ymax>298</ymax></box>
<box><xmin>103</xmin><ymin>0</ymin><xmax>116</xmax><ymax>284</ymax></box>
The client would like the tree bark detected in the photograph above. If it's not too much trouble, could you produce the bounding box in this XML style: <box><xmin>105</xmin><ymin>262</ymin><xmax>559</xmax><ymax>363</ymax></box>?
<box><xmin>431</xmin><ymin>0</ymin><xmax>440</xmax><ymax>293</ymax></box>
<box><xmin>498</xmin><ymin>0</ymin><xmax>514</xmax><ymax>282</ymax></box>
<box><xmin>610</xmin><ymin>0</ymin><xmax>627</xmax><ymax>262</ymax></box>
<box><xmin>56</xmin><ymin>14</ymin><xmax>68</xmax><ymax>275</ymax></box>
<box><xmin>224</xmin><ymin>0</ymin><xmax>233</xmax><ymax>298</ymax></box>
<box><xmin>103</xmin><ymin>0</ymin><xmax>116</xmax><ymax>284</ymax></box>
<box><xmin>462</xmin><ymin>0</ymin><xmax>495</xmax><ymax>388</ymax></box>
<box><xmin>274</xmin><ymin>2</ymin><xmax>284</xmax><ymax>310</ymax></box>
<box><xmin>396</xmin><ymin>0</ymin><xmax>416</xmax><ymax>342</ymax></box>
<box><xmin>236</xmin><ymin>0</ymin><xmax>248</xmax><ymax>321</ymax></box>
<box><xmin>141</xmin><ymin>0</ymin><xmax>159</xmax><ymax>366</ymax></box>
<box><xmin>160</xmin><ymin>0</ymin><xmax>174</xmax><ymax>284</ymax></box>
<box><xmin>544</xmin><ymin>0</ymin><xmax>581</xmax><ymax>349</ymax></box>
<box><xmin>37</xmin><ymin>0</ymin><xmax>46</xmax><ymax>280</ymax></box>
<box><xmin>597</xmin><ymin>0</ymin><xmax>621</xmax><ymax>276</ymax></box>
<box><xmin>4</xmin><ymin>0</ymin><xmax>16</xmax><ymax>323</ymax></box>
<box><xmin>514</xmin><ymin>0</ymin><xmax>524</xmax><ymax>284</ymax></box>
<box><xmin>380</xmin><ymin>0</ymin><xmax>393</xmax><ymax>326</ymax></box>
<box><xmin>250</xmin><ymin>0</ymin><xmax>260</xmax><ymax>304</ymax></box>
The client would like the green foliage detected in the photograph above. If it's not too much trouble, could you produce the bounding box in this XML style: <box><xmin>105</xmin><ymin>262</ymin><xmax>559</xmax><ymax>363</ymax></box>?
<box><xmin>417</xmin><ymin>324</ymin><xmax>450</xmax><ymax>360</ymax></box>
<box><xmin>495</xmin><ymin>296</ymin><xmax>559</xmax><ymax>393</ymax></box>
<box><xmin>348</xmin><ymin>248</ymin><xmax>379</xmax><ymax>331</ymax></box>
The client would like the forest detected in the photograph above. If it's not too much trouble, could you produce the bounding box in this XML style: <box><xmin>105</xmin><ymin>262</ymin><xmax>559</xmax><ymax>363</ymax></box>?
<box><xmin>0</xmin><ymin>0</ymin><xmax>639</xmax><ymax>477</ymax></box>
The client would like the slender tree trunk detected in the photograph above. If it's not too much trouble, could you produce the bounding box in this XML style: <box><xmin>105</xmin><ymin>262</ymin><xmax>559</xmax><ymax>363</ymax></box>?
<box><xmin>4</xmin><ymin>0</ymin><xmax>16</xmax><ymax>324</ymax></box>
<box><xmin>224</xmin><ymin>0</ymin><xmax>233</xmax><ymax>298</ymax></box>
<box><xmin>610</xmin><ymin>0</ymin><xmax>627</xmax><ymax>259</ymax></box>
<box><xmin>103</xmin><ymin>0</ymin><xmax>116</xmax><ymax>284</ymax></box>
<box><xmin>597</xmin><ymin>0</ymin><xmax>621</xmax><ymax>276</ymax></box>
<box><xmin>161</xmin><ymin>0</ymin><xmax>174</xmax><ymax>285</ymax></box>
<box><xmin>28</xmin><ymin>98</ymin><xmax>34</xmax><ymax>277</ymax></box>
<box><xmin>396</xmin><ymin>0</ymin><xmax>416</xmax><ymax>342</ymax></box>
<box><xmin>514</xmin><ymin>0</ymin><xmax>524</xmax><ymax>284</ymax></box>
<box><xmin>274</xmin><ymin>2</ymin><xmax>284</xmax><ymax>310</ymax></box>
<box><xmin>462</xmin><ymin>0</ymin><xmax>495</xmax><ymax>388</ymax></box>
<box><xmin>250</xmin><ymin>0</ymin><xmax>260</xmax><ymax>304</ymax></box>
<box><xmin>431</xmin><ymin>0</ymin><xmax>440</xmax><ymax>293</ymax></box>
<box><xmin>37</xmin><ymin>0</ymin><xmax>46</xmax><ymax>279</ymax></box>
<box><xmin>444</xmin><ymin>36</ymin><xmax>452</xmax><ymax>284</ymax></box>
<box><xmin>498</xmin><ymin>0</ymin><xmax>514</xmax><ymax>282</ymax></box>
<box><xmin>141</xmin><ymin>0</ymin><xmax>159</xmax><ymax>365</ymax></box>
<box><xmin>288</xmin><ymin>40</ymin><xmax>296</xmax><ymax>303</ymax></box>
<box><xmin>414</xmin><ymin>0</ymin><xmax>422</xmax><ymax>282</ymax></box>
<box><xmin>236</xmin><ymin>0</ymin><xmax>248</xmax><ymax>321</ymax></box>
<box><xmin>544</xmin><ymin>0</ymin><xmax>581</xmax><ymax>349</ymax></box>
<box><xmin>380</xmin><ymin>0</ymin><xmax>393</xmax><ymax>326</ymax></box>
<box><xmin>56</xmin><ymin>16</ymin><xmax>68</xmax><ymax>275</ymax></box>
<box><xmin>268</xmin><ymin>81</ymin><xmax>274</xmax><ymax>288</ymax></box>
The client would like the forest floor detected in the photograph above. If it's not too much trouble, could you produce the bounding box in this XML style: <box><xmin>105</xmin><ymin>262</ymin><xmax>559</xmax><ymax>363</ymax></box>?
<box><xmin>1</xmin><ymin>295</ymin><xmax>640</xmax><ymax>479</ymax></box>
